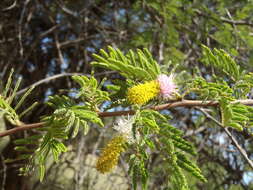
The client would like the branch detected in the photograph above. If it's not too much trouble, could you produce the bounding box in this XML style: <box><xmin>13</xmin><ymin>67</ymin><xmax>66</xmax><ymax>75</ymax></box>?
<box><xmin>194</xmin><ymin>9</ymin><xmax>253</xmax><ymax>27</ymax></box>
<box><xmin>16</xmin><ymin>73</ymin><xmax>83</xmax><ymax>95</ymax></box>
<box><xmin>197</xmin><ymin>108</ymin><xmax>253</xmax><ymax>170</ymax></box>
<box><xmin>54</xmin><ymin>33</ymin><xmax>65</xmax><ymax>65</ymax></box>
<box><xmin>1</xmin><ymin>99</ymin><xmax>253</xmax><ymax>137</ymax></box>
<box><xmin>18</xmin><ymin>0</ymin><xmax>32</xmax><ymax>57</ymax></box>
<box><xmin>16</xmin><ymin>71</ymin><xmax>117</xmax><ymax>95</ymax></box>
<box><xmin>0</xmin><ymin>122</ymin><xmax>44</xmax><ymax>137</ymax></box>
<box><xmin>220</xmin><ymin>17</ymin><xmax>253</xmax><ymax>27</ymax></box>
<box><xmin>2</xmin><ymin>0</ymin><xmax>17</xmax><ymax>11</ymax></box>
<box><xmin>55</xmin><ymin>0</ymin><xmax>78</xmax><ymax>17</ymax></box>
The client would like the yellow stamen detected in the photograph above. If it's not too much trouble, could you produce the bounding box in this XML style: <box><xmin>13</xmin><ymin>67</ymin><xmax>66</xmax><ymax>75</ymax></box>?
<box><xmin>127</xmin><ymin>80</ymin><xmax>160</xmax><ymax>105</ymax></box>
<box><xmin>96</xmin><ymin>136</ymin><xmax>126</xmax><ymax>173</ymax></box>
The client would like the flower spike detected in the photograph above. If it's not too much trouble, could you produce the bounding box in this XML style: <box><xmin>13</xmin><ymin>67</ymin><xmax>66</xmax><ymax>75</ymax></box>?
<box><xmin>96</xmin><ymin>136</ymin><xmax>126</xmax><ymax>173</ymax></box>
<box><xmin>127</xmin><ymin>81</ymin><xmax>160</xmax><ymax>105</ymax></box>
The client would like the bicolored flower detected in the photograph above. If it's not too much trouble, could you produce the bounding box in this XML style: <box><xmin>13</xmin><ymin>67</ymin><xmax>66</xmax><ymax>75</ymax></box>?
<box><xmin>96</xmin><ymin>135</ymin><xmax>126</xmax><ymax>173</ymax></box>
<box><xmin>126</xmin><ymin>74</ymin><xmax>177</xmax><ymax>105</ymax></box>
<box><xmin>127</xmin><ymin>80</ymin><xmax>160</xmax><ymax>105</ymax></box>
<box><xmin>157</xmin><ymin>74</ymin><xmax>177</xmax><ymax>98</ymax></box>
<box><xmin>113</xmin><ymin>116</ymin><xmax>139</xmax><ymax>143</ymax></box>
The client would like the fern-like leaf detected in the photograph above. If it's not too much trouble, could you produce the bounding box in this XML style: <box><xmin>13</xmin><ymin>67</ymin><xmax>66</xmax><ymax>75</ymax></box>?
<box><xmin>91</xmin><ymin>46</ymin><xmax>161</xmax><ymax>82</ymax></box>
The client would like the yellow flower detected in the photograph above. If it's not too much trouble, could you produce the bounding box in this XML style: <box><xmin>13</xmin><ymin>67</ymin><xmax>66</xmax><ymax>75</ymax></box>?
<box><xmin>96</xmin><ymin>136</ymin><xmax>126</xmax><ymax>173</ymax></box>
<box><xmin>127</xmin><ymin>80</ymin><xmax>160</xmax><ymax>105</ymax></box>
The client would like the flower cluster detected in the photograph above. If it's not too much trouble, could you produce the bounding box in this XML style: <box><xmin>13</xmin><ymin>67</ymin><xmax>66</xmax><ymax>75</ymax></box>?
<box><xmin>127</xmin><ymin>74</ymin><xmax>177</xmax><ymax>105</ymax></box>
<box><xmin>127</xmin><ymin>80</ymin><xmax>160</xmax><ymax>105</ymax></box>
<box><xmin>157</xmin><ymin>74</ymin><xmax>177</xmax><ymax>98</ymax></box>
<box><xmin>113</xmin><ymin>116</ymin><xmax>139</xmax><ymax>143</ymax></box>
<box><xmin>96</xmin><ymin>135</ymin><xmax>126</xmax><ymax>173</ymax></box>
<box><xmin>96</xmin><ymin>74</ymin><xmax>176</xmax><ymax>173</ymax></box>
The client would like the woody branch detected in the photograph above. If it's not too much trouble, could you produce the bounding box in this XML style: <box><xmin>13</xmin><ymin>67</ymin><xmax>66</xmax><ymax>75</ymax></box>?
<box><xmin>1</xmin><ymin>99</ymin><xmax>253</xmax><ymax>138</ymax></box>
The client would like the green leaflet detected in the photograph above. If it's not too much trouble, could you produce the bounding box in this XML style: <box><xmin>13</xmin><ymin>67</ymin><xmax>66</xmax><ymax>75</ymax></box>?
<box><xmin>163</xmin><ymin>138</ymin><xmax>190</xmax><ymax>190</ymax></box>
<box><xmin>133</xmin><ymin>109</ymin><xmax>203</xmax><ymax>189</ymax></box>
<box><xmin>220</xmin><ymin>98</ymin><xmax>252</xmax><ymax>131</ymax></box>
<box><xmin>189</xmin><ymin>77</ymin><xmax>233</xmax><ymax>100</ymax></box>
<box><xmin>172</xmin><ymin>162</ymin><xmax>189</xmax><ymax>190</ymax></box>
<box><xmin>160</xmin><ymin>123</ymin><xmax>183</xmax><ymax>136</ymax></box>
<box><xmin>91</xmin><ymin>46</ymin><xmax>161</xmax><ymax>81</ymax></box>
<box><xmin>171</xmin><ymin>136</ymin><xmax>197</xmax><ymax>156</ymax></box>
<box><xmin>18</xmin><ymin>75</ymin><xmax>108</xmax><ymax>181</ymax></box>
<box><xmin>39</xmin><ymin>164</ymin><xmax>45</xmax><ymax>182</ymax></box>
<box><xmin>0</xmin><ymin>70</ymin><xmax>38</xmax><ymax>170</ymax></box>
<box><xmin>42</xmin><ymin>96</ymin><xmax>104</xmax><ymax>139</ymax></box>
<box><xmin>202</xmin><ymin>45</ymin><xmax>240</xmax><ymax>81</ymax></box>
<box><xmin>71</xmin><ymin>75</ymin><xmax>110</xmax><ymax>110</ymax></box>
<box><xmin>176</xmin><ymin>152</ymin><xmax>207</xmax><ymax>182</ymax></box>
<box><xmin>14</xmin><ymin>146</ymin><xmax>34</xmax><ymax>152</ymax></box>
<box><xmin>229</xmin><ymin>123</ymin><xmax>243</xmax><ymax>131</ymax></box>
<box><xmin>128</xmin><ymin>153</ymin><xmax>149</xmax><ymax>190</ymax></box>
<box><xmin>71</xmin><ymin>117</ymin><xmax>80</xmax><ymax>138</ymax></box>
<box><xmin>3</xmin><ymin>68</ymin><xmax>14</xmax><ymax>97</ymax></box>
<box><xmin>134</xmin><ymin>107</ymin><xmax>206</xmax><ymax>190</ymax></box>
<box><xmin>50</xmin><ymin>139</ymin><xmax>67</xmax><ymax>162</ymax></box>
<box><xmin>80</xmin><ymin>120</ymin><xmax>89</xmax><ymax>135</ymax></box>
<box><xmin>14</xmin><ymin>135</ymin><xmax>42</xmax><ymax>145</ymax></box>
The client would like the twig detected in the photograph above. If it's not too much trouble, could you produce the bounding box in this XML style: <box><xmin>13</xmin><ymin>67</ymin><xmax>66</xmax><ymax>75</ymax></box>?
<box><xmin>55</xmin><ymin>0</ymin><xmax>78</xmax><ymax>17</ymax></box>
<box><xmin>0</xmin><ymin>122</ymin><xmax>44</xmax><ymax>137</ymax></box>
<box><xmin>16</xmin><ymin>73</ymin><xmax>83</xmax><ymax>95</ymax></box>
<box><xmin>197</xmin><ymin>108</ymin><xmax>253</xmax><ymax>170</ymax></box>
<box><xmin>1</xmin><ymin>99</ymin><xmax>253</xmax><ymax>137</ymax></box>
<box><xmin>39</xmin><ymin>25</ymin><xmax>60</xmax><ymax>38</ymax></box>
<box><xmin>54</xmin><ymin>33</ymin><xmax>65</xmax><ymax>65</ymax></box>
<box><xmin>194</xmin><ymin>9</ymin><xmax>253</xmax><ymax>27</ymax></box>
<box><xmin>220</xmin><ymin>17</ymin><xmax>253</xmax><ymax>27</ymax></box>
<box><xmin>2</xmin><ymin>0</ymin><xmax>17</xmax><ymax>11</ymax></box>
<box><xmin>18</xmin><ymin>0</ymin><xmax>31</xmax><ymax>57</ymax></box>
<box><xmin>60</xmin><ymin>38</ymin><xmax>86</xmax><ymax>48</ymax></box>
<box><xmin>16</xmin><ymin>71</ymin><xmax>117</xmax><ymax>95</ymax></box>
<box><xmin>183</xmin><ymin>125</ymin><xmax>207</xmax><ymax>138</ymax></box>
<box><xmin>158</xmin><ymin>42</ymin><xmax>164</xmax><ymax>64</ymax></box>
<box><xmin>225</xmin><ymin>9</ymin><xmax>240</xmax><ymax>50</ymax></box>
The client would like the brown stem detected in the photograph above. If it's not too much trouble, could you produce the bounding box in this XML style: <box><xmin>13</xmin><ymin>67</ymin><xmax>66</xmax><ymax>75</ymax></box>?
<box><xmin>0</xmin><ymin>122</ymin><xmax>44</xmax><ymax>137</ymax></box>
<box><xmin>1</xmin><ymin>99</ymin><xmax>253</xmax><ymax>137</ymax></box>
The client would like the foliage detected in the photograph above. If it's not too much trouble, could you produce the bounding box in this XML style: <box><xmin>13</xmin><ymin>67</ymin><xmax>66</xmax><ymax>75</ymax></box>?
<box><xmin>201</xmin><ymin>45</ymin><xmax>241</xmax><ymax>82</ymax></box>
<box><xmin>0</xmin><ymin>69</ymin><xmax>37</xmax><ymax>126</ymax></box>
<box><xmin>91</xmin><ymin>46</ymin><xmax>161</xmax><ymax>82</ymax></box>
<box><xmin>4</xmin><ymin>46</ymin><xmax>251</xmax><ymax>189</ymax></box>
<box><xmin>128</xmin><ymin>109</ymin><xmax>206</xmax><ymax>190</ymax></box>
<box><xmin>184</xmin><ymin>47</ymin><xmax>253</xmax><ymax>134</ymax></box>
<box><xmin>2</xmin><ymin>0</ymin><xmax>253</xmax><ymax>189</ymax></box>
<box><xmin>72</xmin><ymin>75</ymin><xmax>110</xmax><ymax>111</ymax></box>
<box><xmin>15</xmin><ymin>76</ymin><xmax>107</xmax><ymax>181</ymax></box>
<box><xmin>1</xmin><ymin>44</ymin><xmax>253</xmax><ymax>189</ymax></box>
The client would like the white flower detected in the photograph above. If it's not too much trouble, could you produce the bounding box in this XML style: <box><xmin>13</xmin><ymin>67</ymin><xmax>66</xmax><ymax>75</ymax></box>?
<box><xmin>113</xmin><ymin>116</ymin><xmax>139</xmax><ymax>143</ymax></box>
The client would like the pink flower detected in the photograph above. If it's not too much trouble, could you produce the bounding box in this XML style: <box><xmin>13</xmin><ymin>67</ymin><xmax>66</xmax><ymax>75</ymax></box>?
<box><xmin>157</xmin><ymin>74</ymin><xmax>177</xmax><ymax>98</ymax></box>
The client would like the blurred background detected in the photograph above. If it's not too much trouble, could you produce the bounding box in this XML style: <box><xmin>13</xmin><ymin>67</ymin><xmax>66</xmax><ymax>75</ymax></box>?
<box><xmin>1</xmin><ymin>0</ymin><xmax>253</xmax><ymax>189</ymax></box>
